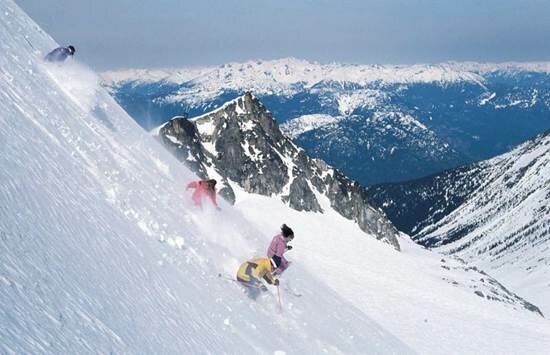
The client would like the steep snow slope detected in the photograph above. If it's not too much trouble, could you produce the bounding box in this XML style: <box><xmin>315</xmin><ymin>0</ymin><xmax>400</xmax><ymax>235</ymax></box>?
<box><xmin>234</xmin><ymin>190</ymin><xmax>550</xmax><ymax>354</ymax></box>
<box><xmin>412</xmin><ymin>131</ymin><xmax>550</xmax><ymax>315</ymax></box>
<box><xmin>2</xmin><ymin>2</ymin><xmax>550</xmax><ymax>354</ymax></box>
<box><xmin>369</xmin><ymin>130</ymin><xmax>550</xmax><ymax>316</ymax></box>
<box><xmin>0</xmin><ymin>2</ymin><xmax>413</xmax><ymax>353</ymax></box>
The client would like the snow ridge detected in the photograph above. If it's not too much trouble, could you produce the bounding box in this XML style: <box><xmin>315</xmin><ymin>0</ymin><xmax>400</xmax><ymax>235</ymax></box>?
<box><xmin>370</xmin><ymin>130</ymin><xmax>550</xmax><ymax>316</ymax></box>
<box><xmin>416</xmin><ymin>131</ymin><xmax>550</xmax><ymax>314</ymax></box>
<box><xmin>103</xmin><ymin>58</ymin><xmax>550</xmax><ymax>86</ymax></box>
<box><xmin>102</xmin><ymin>58</ymin><xmax>550</xmax><ymax>98</ymax></box>
<box><xmin>103</xmin><ymin>58</ymin><xmax>494</xmax><ymax>99</ymax></box>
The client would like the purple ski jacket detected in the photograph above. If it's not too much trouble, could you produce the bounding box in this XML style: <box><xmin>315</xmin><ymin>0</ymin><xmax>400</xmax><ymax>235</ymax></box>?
<box><xmin>44</xmin><ymin>47</ymin><xmax>72</xmax><ymax>62</ymax></box>
<box><xmin>267</xmin><ymin>233</ymin><xmax>290</xmax><ymax>274</ymax></box>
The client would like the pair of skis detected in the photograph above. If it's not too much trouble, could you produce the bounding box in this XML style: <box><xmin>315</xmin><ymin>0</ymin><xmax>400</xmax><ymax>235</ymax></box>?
<box><xmin>218</xmin><ymin>273</ymin><xmax>302</xmax><ymax>297</ymax></box>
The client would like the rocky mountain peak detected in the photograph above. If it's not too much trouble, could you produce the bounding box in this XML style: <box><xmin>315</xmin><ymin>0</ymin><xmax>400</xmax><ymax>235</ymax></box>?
<box><xmin>157</xmin><ymin>93</ymin><xmax>401</xmax><ymax>250</ymax></box>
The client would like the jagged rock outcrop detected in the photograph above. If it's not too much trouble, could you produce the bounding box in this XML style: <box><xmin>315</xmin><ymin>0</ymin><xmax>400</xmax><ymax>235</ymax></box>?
<box><xmin>157</xmin><ymin>93</ymin><xmax>401</xmax><ymax>250</ymax></box>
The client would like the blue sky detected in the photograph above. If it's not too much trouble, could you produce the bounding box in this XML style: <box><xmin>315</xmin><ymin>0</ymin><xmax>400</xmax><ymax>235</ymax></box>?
<box><xmin>16</xmin><ymin>0</ymin><xmax>550</xmax><ymax>70</ymax></box>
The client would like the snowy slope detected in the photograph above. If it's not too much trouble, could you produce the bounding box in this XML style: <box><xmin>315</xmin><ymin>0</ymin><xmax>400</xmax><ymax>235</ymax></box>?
<box><xmin>155</xmin><ymin>94</ymin><xmax>401</xmax><ymax>249</ymax></box>
<box><xmin>0</xmin><ymin>2</ymin><xmax>413</xmax><ymax>353</ymax></box>
<box><xmin>411</xmin><ymin>131</ymin><xmax>550</xmax><ymax>315</ymax></box>
<box><xmin>368</xmin><ymin>129</ymin><xmax>550</xmax><ymax>317</ymax></box>
<box><xmin>234</xmin><ymin>190</ymin><xmax>550</xmax><ymax>354</ymax></box>
<box><xmin>2</xmin><ymin>2</ymin><xmax>550</xmax><ymax>354</ymax></box>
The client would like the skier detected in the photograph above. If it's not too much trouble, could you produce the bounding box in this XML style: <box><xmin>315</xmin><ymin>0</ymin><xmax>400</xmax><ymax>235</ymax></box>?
<box><xmin>186</xmin><ymin>179</ymin><xmax>219</xmax><ymax>210</ymax></box>
<box><xmin>236</xmin><ymin>256</ymin><xmax>281</xmax><ymax>299</ymax></box>
<box><xmin>267</xmin><ymin>224</ymin><xmax>294</xmax><ymax>275</ymax></box>
<box><xmin>44</xmin><ymin>45</ymin><xmax>75</xmax><ymax>62</ymax></box>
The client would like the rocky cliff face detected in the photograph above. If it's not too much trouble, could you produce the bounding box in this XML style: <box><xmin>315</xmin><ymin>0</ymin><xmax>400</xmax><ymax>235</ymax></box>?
<box><xmin>157</xmin><ymin>93</ymin><xmax>401</xmax><ymax>250</ymax></box>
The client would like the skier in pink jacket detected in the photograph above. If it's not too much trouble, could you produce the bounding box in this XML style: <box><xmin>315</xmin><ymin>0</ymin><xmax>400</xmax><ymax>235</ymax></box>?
<box><xmin>186</xmin><ymin>179</ymin><xmax>220</xmax><ymax>210</ymax></box>
<box><xmin>267</xmin><ymin>224</ymin><xmax>294</xmax><ymax>275</ymax></box>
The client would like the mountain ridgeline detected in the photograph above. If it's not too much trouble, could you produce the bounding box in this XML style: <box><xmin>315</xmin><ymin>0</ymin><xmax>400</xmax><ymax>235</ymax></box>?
<box><xmin>368</xmin><ymin>130</ymin><xmax>550</xmax><ymax>313</ymax></box>
<box><xmin>366</xmin><ymin>164</ymin><xmax>490</xmax><ymax>240</ymax></box>
<box><xmin>368</xmin><ymin>129</ymin><xmax>550</xmax><ymax>247</ymax></box>
<box><xmin>156</xmin><ymin>93</ymin><xmax>401</xmax><ymax>250</ymax></box>
<box><xmin>104</xmin><ymin>59</ymin><xmax>550</xmax><ymax>186</ymax></box>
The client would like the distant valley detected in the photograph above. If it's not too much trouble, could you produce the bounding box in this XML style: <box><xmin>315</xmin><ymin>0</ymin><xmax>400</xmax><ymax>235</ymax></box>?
<box><xmin>103</xmin><ymin>59</ymin><xmax>550</xmax><ymax>186</ymax></box>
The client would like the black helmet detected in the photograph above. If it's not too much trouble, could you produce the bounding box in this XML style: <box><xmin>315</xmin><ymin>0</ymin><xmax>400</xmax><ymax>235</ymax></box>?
<box><xmin>281</xmin><ymin>224</ymin><xmax>294</xmax><ymax>238</ymax></box>
<box><xmin>67</xmin><ymin>45</ymin><xmax>75</xmax><ymax>55</ymax></box>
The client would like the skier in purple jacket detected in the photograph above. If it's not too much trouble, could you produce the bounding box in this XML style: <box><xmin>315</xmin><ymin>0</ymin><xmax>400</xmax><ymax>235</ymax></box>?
<box><xmin>267</xmin><ymin>224</ymin><xmax>294</xmax><ymax>275</ymax></box>
<box><xmin>44</xmin><ymin>45</ymin><xmax>75</xmax><ymax>62</ymax></box>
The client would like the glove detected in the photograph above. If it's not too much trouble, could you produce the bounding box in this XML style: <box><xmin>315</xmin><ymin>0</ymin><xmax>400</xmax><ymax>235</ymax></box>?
<box><xmin>273</xmin><ymin>279</ymin><xmax>280</xmax><ymax>286</ymax></box>
<box><xmin>286</xmin><ymin>245</ymin><xmax>293</xmax><ymax>251</ymax></box>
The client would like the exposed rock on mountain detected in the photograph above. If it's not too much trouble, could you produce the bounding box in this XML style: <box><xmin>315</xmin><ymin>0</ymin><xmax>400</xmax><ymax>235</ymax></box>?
<box><xmin>104</xmin><ymin>59</ymin><xmax>550</xmax><ymax>186</ymax></box>
<box><xmin>157</xmin><ymin>93</ymin><xmax>401</xmax><ymax>249</ymax></box>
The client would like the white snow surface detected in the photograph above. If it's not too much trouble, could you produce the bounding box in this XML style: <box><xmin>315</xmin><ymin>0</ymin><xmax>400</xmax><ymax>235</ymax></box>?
<box><xmin>418</xmin><ymin>132</ymin><xmax>550</xmax><ymax>316</ymax></box>
<box><xmin>0</xmin><ymin>2</ymin><xmax>411</xmax><ymax>353</ymax></box>
<box><xmin>233</xmin><ymin>189</ymin><xmax>550</xmax><ymax>354</ymax></box>
<box><xmin>280</xmin><ymin>114</ymin><xmax>343</xmax><ymax>138</ymax></box>
<box><xmin>335</xmin><ymin>90</ymin><xmax>387</xmax><ymax>115</ymax></box>
<box><xmin>2</xmin><ymin>2</ymin><xmax>550</xmax><ymax>354</ymax></box>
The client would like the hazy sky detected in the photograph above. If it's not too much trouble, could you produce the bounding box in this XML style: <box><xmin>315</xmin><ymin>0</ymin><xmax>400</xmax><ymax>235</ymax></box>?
<box><xmin>16</xmin><ymin>0</ymin><xmax>550</xmax><ymax>70</ymax></box>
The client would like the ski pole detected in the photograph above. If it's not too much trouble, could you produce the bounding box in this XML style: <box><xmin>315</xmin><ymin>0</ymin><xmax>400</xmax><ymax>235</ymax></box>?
<box><xmin>218</xmin><ymin>274</ymin><xmax>263</xmax><ymax>289</ymax></box>
<box><xmin>24</xmin><ymin>36</ymin><xmax>35</xmax><ymax>50</ymax></box>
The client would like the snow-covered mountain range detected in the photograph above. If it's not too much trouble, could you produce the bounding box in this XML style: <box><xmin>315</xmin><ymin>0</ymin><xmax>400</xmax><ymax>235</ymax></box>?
<box><xmin>2</xmin><ymin>0</ymin><xmax>550</xmax><ymax>353</ymax></box>
<box><xmin>103</xmin><ymin>58</ymin><xmax>550</xmax><ymax>186</ymax></box>
<box><xmin>368</xmin><ymin>130</ymin><xmax>550</xmax><ymax>315</ymax></box>
<box><xmin>102</xmin><ymin>58</ymin><xmax>550</xmax><ymax>92</ymax></box>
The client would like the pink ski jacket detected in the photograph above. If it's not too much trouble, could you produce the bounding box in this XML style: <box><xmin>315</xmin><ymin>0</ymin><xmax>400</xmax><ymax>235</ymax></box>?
<box><xmin>267</xmin><ymin>233</ymin><xmax>290</xmax><ymax>274</ymax></box>
<box><xmin>186</xmin><ymin>181</ymin><xmax>218</xmax><ymax>208</ymax></box>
